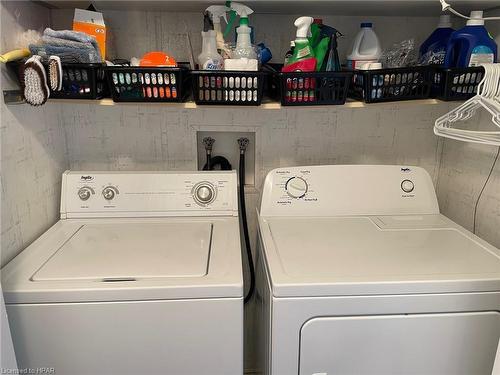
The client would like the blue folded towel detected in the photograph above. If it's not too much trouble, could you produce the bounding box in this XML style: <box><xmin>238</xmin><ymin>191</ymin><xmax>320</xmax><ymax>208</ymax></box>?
<box><xmin>29</xmin><ymin>28</ymin><xmax>102</xmax><ymax>63</ymax></box>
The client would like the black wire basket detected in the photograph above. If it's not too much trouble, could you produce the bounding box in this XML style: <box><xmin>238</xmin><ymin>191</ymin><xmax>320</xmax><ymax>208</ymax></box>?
<box><xmin>350</xmin><ymin>66</ymin><xmax>433</xmax><ymax>103</ymax></box>
<box><xmin>432</xmin><ymin>66</ymin><xmax>484</xmax><ymax>101</ymax></box>
<box><xmin>271</xmin><ymin>71</ymin><xmax>353</xmax><ymax>106</ymax></box>
<box><xmin>8</xmin><ymin>61</ymin><xmax>108</xmax><ymax>100</ymax></box>
<box><xmin>105</xmin><ymin>66</ymin><xmax>190</xmax><ymax>102</ymax></box>
<box><xmin>191</xmin><ymin>70</ymin><xmax>267</xmax><ymax>105</ymax></box>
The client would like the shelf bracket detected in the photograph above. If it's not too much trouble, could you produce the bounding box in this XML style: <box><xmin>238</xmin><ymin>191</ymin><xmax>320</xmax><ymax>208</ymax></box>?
<box><xmin>3</xmin><ymin>90</ymin><xmax>25</xmax><ymax>105</ymax></box>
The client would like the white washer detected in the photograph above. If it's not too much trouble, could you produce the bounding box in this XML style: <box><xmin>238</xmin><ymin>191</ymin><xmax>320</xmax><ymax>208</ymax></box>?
<box><xmin>256</xmin><ymin>165</ymin><xmax>500</xmax><ymax>375</ymax></box>
<box><xmin>2</xmin><ymin>171</ymin><xmax>243</xmax><ymax>375</ymax></box>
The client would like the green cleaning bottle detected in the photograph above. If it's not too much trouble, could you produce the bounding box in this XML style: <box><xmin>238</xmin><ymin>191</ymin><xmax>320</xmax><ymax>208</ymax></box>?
<box><xmin>288</xmin><ymin>16</ymin><xmax>315</xmax><ymax>64</ymax></box>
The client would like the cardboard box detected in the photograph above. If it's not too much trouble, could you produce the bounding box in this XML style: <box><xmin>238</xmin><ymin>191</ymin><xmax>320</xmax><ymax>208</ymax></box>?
<box><xmin>73</xmin><ymin>9</ymin><xmax>106</xmax><ymax>60</ymax></box>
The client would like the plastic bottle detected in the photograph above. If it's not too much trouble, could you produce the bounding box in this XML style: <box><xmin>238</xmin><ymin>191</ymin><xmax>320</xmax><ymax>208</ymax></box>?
<box><xmin>232</xmin><ymin>4</ymin><xmax>257</xmax><ymax>59</ymax></box>
<box><xmin>206</xmin><ymin>5</ymin><xmax>229</xmax><ymax>52</ymax></box>
<box><xmin>444</xmin><ymin>11</ymin><xmax>498</xmax><ymax>68</ymax></box>
<box><xmin>198</xmin><ymin>12</ymin><xmax>224</xmax><ymax>70</ymax></box>
<box><xmin>419</xmin><ymin>15</ymin><xmax>455</xmax><ymax>65</ymax></box>
<box><xmin>346</xmin><ymin>22</ymin><xmax>381</xmax><ymax>70</ymax></box>
<box><xmin>287</xmin><ymin>17</ymin><xmax>315</xmax><ymax>65</ymax></box>
<box><xmin>284</xmin><ymin>41</ymin><xmax>295</xmax><ymax>65</ymax></box>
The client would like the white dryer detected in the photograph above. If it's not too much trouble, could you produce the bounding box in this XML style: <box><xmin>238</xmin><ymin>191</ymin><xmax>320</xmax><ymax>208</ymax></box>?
<box><xmin>2</xmin><ymin>171</ymin><xmax>243</xmax><ymax>375</ymax></box>
<box><xmin>256</xmin><ymin>165</ymin><xmax>500</xmax><ymax>375</ymax></box>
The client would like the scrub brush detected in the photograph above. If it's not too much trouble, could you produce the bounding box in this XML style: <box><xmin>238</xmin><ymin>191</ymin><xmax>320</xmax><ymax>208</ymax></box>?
<box><xmin>48</xmin><ymin>55</ymin><xmax>62</xmax><ymax>91</ymax></box>
<box><xmin>22</xmin><ymin>55</ymin><xmax>49</xmax><ymax>106</ymax></box>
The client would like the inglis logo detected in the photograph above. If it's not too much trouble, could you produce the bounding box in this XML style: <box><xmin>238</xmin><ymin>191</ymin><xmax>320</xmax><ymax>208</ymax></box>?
<box><xmin>401</xmin><ymin>168</ymin><xmax>411</xmax><ymax>173</ymax></box>
<box><xmin>80</xmin><ymin>175</ymin><xmax>94</xmax><ymax>181</ymax></box>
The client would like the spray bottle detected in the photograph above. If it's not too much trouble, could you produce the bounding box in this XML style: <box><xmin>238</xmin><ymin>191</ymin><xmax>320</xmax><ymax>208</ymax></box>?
<box><xmin>198</xmin><ymin>12</ymin><xmax>224</xmax><ymax>70</ymax></box>
<box><xmin>319</xmin><ymin>25</ymin><xmax>343</xmax><ymax>71</ymax></box>
<box><xmin>231</xmin><ymin>2</ymin><xmax>257</xmax><ymax>59</ymax></box>
<box><xmin>206</xmin><ymin>5</ymin><xmax>230</xmax><ymax>52</ymax></box>
<box><xmin>283</xmin><ymin>16</ymin><xmax>316</xmax><ymax>72</ymax></box>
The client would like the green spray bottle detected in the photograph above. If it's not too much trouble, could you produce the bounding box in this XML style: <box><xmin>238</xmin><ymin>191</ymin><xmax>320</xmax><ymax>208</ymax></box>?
<box><xmin>288</xmin><ymin>17</ymin><xmax>315</xmax><ymax>65</ymax></box>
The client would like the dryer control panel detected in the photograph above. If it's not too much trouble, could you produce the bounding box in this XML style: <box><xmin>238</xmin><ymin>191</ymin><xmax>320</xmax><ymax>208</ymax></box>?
<box><xmin>260</xmin><ymin>165</ymin><xmax>439</xmax><ymax>217</ymax></box>
<box><xmin>61</xmin><ymin>171</ymin><xmax>238</xmax><ymax>218</ymax></box>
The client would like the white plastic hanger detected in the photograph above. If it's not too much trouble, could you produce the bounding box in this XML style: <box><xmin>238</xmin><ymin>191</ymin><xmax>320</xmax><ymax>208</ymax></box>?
<box><xmin>434</xmin><ymin>63</ymin><xmax>500</xmax><ymax>146</ymax></box>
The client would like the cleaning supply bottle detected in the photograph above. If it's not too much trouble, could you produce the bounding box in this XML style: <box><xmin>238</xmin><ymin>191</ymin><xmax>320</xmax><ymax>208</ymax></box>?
<box><xmin>347</xmin><ymin>22</ymin><xmax>381</xmax><ymax>69</ymax></box>
<box><xmin>232</xmin><ymin>3</ymin><xmax>257</xmax><ymax>59</ymax></box>
<box><xmin>198</xmin><ymin>12</ymin><xmax>224</xmax><ymax>70</ymax></box>
<box><xmin>282</xmin><ymin>16</ymin><xmax>317</xmax><ymax>72</ymax></box>
<box><xmin>206</xmin><ymin>5</ymin><xmax>229</xmax><ymax>52</ymax></box>
<box><xmin>284</xmin><ymin>41</ymin><xmax>295</xmax><ymax>65</ymax></box>
<box><xmin>444</xmin><ymin>11</ymin><xmax>498</xmax><ymax>68</ymax></box>
<box><xmin>419</xmin><ymin>15</ymin><xmax>454</xmax><ymax>65</ymax></box>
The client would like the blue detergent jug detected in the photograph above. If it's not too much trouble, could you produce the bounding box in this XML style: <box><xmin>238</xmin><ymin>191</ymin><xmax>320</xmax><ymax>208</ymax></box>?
<box><xmin>444</xmin><ymin>11</ymin><xmax>497</xmax><ymax>68</ymax></box>
<box><xmin>419</xmin><ymin>15</ymin><xmax>454</xmax><ymax>65</ymax></box>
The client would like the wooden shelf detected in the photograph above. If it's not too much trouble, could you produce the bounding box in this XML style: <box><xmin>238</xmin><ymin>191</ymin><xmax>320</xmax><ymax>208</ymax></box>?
<box><xmin>44</xmin><ymin>98</ymin><xmax>443</xmax><ymax>109</ymax></box>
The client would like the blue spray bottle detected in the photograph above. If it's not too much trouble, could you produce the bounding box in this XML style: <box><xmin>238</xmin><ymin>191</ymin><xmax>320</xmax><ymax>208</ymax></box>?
<box><xmin>444</xmin><ymin>11</ymin><xmax>497</xmax><ymax>68</ymax></box>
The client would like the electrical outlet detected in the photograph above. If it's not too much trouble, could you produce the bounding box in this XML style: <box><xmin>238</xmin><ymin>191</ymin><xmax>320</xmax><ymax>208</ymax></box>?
<box><xmin>197</xmin><ymin>131</ymin><xmax>255</xmax><ymax>186</ymax></box>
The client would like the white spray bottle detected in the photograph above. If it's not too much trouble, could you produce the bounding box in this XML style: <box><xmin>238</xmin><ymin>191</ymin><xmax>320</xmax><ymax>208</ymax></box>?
<box><xmin>206</xmin><ymin>5</ymin><xmax>229</xmax><ymax>52</ymax></box>
<box><xmin>231</xmin><ymin>2</ymin><xmax>256</xmax><ymax>59</ymax></box>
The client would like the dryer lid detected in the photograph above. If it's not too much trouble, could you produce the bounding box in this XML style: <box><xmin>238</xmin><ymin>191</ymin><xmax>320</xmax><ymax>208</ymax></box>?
<box><xmin>32</xmin><ymin>222</ymin><xmax>212</xmax><ymax>281</ymax></box>
<box><xmin>263</xmin><ymin>216</ymin><xmax>500</xmax><ymax>296</ymax></box>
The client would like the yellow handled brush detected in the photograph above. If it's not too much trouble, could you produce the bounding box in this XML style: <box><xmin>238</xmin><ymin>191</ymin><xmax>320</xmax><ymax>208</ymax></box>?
<box><xmin>0</xmin><ymin>49</ymin><xmax>30</xmax><ymax>63</ymax></box>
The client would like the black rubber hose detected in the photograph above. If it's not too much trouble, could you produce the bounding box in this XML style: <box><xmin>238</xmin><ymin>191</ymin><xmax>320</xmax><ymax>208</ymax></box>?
<box><xmin>206</xmin><ymin>151</ymin><xmax>211</xmax><ymax>170</ymax></box>
<box><xmin>203</xmin><ymin>155</ymin><xmax>232</xmax><ymax>171</ymax></box>
<box><xmin>240</xmin><ymin>151</ymin><xmax>255</xmax><ymax>304</ymax></box>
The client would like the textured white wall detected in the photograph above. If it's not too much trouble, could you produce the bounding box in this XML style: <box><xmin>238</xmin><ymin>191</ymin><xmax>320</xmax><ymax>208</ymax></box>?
<box><xmin>0</xmin><ymin>1</ymin><xmax>68</xmax><ymax>267</ymax></box>
<box><xmin>50</xmin><ymin>8</ymin><xmax>440</xmax><ymax>64</ymax></box>
<box><xmin>437</xmin><ymin>112</ymin><xmax>500</xmax><ymax>249</ymax></box>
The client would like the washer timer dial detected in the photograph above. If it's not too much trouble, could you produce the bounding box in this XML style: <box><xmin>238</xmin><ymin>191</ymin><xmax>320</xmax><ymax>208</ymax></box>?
<box><xmin>192</xmin><ymin>182</ymin><xmax>217</xmax><ymax>206</ymax></box>
<box><xmin>285</xmin><ymin>177</ymin><xmax>308</xmax><ymax>198</ymax></box>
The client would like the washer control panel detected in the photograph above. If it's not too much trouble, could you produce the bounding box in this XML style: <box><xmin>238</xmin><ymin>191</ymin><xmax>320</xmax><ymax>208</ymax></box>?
<box><xmin>63</xmin><ymin>171</ymin><xmax>238</xmax><ymax>218</ymax></box>
<box><xmin>260</xmin><ymin>165</ymin><xmax>439</xmax><ymax>217</ymax></box>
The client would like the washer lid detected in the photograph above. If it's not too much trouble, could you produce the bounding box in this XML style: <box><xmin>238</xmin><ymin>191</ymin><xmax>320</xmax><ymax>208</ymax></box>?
<box><xmin>263</xmin><ymin>216</ymin><xmax>500</xmax><ymax>296</ymax></box>
<box><xmin>32</xmin><ymin>222</ymin><xmax>212</xmax><ymax>281</ymax></box>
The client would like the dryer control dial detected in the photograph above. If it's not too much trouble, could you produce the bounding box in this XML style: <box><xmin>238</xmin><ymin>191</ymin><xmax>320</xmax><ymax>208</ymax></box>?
<box><xmin>285</xmin><ymin>177</ymin><xmax>308</xmax><ymax>198</ymax></box>
<box><xmin>102</xmin><ymin>186</ymin><xmax>119</xmax><ymax>200</ymax></box>
<box><xmin>193</xmin><ymin>182</ymin><xmax>217</xmax><ymax>205</ymax></box>
<box><xmin>401</xmin><ymin>179</ymin><xmax>415</xmax><ymax>193</ymax></box>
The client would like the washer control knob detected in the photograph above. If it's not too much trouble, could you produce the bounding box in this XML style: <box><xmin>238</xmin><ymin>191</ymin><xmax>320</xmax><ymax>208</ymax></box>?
<box><xmin>401</xmin><ymin>179</ymin><xmax>415</xmax><ymax>193</ymax></box>
<box><xmin>78</xmin><ymin>187</ymin><xmax>93</xmax><ymax>201</ymax></box>
<box><xmin>102</xmin><ymin>186</ymin><xmax>118</xmax><ymax>200</ymax></box>
<box><xmin>286</xmin><ymin>177</ymin><xmax>308</xmax><ymax>198</ymax></box>
<box><xmin>193</xmin><ymin>182</ymin><xmax>217</xmax><ymax>205</ymax></box>
<box><xmin>197</xmin><ymin>186</ymin><xmax>213</xmax><ymax>202</ymax></box>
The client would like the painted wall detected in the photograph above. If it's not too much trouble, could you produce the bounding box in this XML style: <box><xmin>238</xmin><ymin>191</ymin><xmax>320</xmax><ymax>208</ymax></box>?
<box><xmin>0</xmin><ymin>1</ymin><xmax>68</xmax><ymax>267</ymax></box>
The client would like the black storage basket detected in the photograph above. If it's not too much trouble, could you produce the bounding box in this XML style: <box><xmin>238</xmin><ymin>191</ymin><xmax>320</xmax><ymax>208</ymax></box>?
<box><xmin>272</xmin><ymin>71</ymin><xmax>352</xmax><ymax>106</ymax></box>
<box><xmin>8</xmin><ymin>61</ymin><xmax>107</xmax><ymax>99</ymax></box>
<box><xmin>106</xmin><ymin>66</ymin><xmax>190</xmax><ymax>102</ymax></box>
<box><xmin>53</xmin><ymin>63</ymin><xmax>107</xmax><ymax>99</ymax></box>
<box><xmin>191</xmin><ymin>70</ymin><xmax>266</xmax><ymax>105</ymax></box>
<box><xmin>432</xmin><ymin>66</ymin><xmax>484</xmax><ymax>101</ymax></box>
<box><xmin>350</xmin><ymin>66</ymin><xmax>433</xmax><ymax>103</ymax></box>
